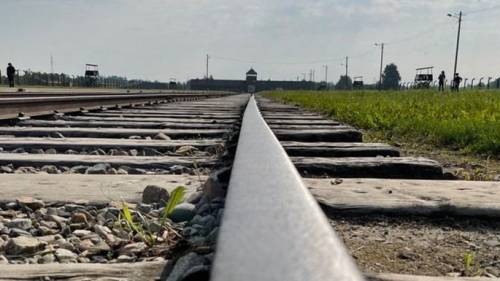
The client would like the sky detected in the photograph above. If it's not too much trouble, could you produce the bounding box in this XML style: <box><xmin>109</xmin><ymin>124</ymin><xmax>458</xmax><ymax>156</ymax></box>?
<box><xmin>1</xmin><ymin>0</ymin><xmax>500</xmax><ymax>84</ymax></box>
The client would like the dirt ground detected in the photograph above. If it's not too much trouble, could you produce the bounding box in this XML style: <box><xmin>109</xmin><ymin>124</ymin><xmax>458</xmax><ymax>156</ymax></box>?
<box><xmin>364</xmin><ymin>132</ymin><xmax>500</xmax><ymax>181</ymax></box>
<box><xmin>330</xmin><ymin>213</ymin><xmax>500</xmax><ymax>277</ymax></box>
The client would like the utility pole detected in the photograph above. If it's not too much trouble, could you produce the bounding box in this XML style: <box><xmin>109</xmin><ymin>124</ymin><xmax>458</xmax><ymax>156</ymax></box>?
<box><xmin>345</xmin><ymin>57</ymin><xmax>349</xmax><ymax>89</ymax></box>
<box><xmin>375</xmin><ymin>43</ymin><xmax>385</xmax><ymax>90</ymax></box>
<box><xmin>50</xmin><ymin>54</ymin><xmax>54</xmax><ymax>86</ymax></box>
<box><xmin>312</xmin><ymin>69</ymin><xmax>315</xmax><ymax>81</ymax></box>
<box><xmin>323</xmin><ymin>65</ymin><xmax>328</xmax><ymax>84</ymax></box>
<box><xmin>448</xmin><ymin>11</ymin><xmax>463</xmax><ymax>77</ymax></box>
<box><xmin>206</xmin><ymin>54</ymin><xmax>210</xmax><ymax>79</ymax></box>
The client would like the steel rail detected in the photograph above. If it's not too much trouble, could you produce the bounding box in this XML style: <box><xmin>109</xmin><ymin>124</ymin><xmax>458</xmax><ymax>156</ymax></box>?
<box><xmin>212</xmin><ymin>96</ymin><xmax>364</xmax><ymax>281</ymax></box>
<box><xmin>0</xmin><ymin>92</ymin><xmax>233</xmax><ymax>120</ymax></box>
<box><xmin>0</xmin><ymin>90</ymin><xmax>229</xmax><ymax>98</ymax></box>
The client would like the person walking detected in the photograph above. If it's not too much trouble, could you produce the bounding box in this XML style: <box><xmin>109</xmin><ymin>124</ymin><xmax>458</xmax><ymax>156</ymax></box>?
<box><xmin>453</xmin><ymin>73</ymin><xmax>462</xmax><ymax>92</ymax></box>
<box><xmin>6</xmin><ymin>63</ymin><xmax>16</xmax><ymax>88</ymax></box>
<box><xmin>438</xmin><ymin>71</ymin><xmax>446</xmax><ymax>92</ymax></box>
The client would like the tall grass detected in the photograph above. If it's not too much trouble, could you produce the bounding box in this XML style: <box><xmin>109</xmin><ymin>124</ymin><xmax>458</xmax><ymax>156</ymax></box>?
<box><xmin>264</xmin><ymin>90</ymin><xmax>500</xmax><ymax>157</ymax></box>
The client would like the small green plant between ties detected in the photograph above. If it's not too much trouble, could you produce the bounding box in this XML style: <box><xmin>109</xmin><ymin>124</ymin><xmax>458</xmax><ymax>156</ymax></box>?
<box><xmin>118</xmin><ymin>186</ymin><xmax>186</xmax><ymax>247</ymax></box>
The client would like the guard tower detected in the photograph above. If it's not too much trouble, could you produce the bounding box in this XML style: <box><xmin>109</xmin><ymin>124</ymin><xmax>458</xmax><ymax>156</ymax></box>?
<box><xmin>246</xmin><ymin>68</ymin><xmax>257</xmax><ymax>93</ymax></box>
<box><xmin>84</xmin><ymin>64</ymin><xmax>99</xmax><ymax>87</ymax></box>
<box><xmin>353</xmin><ymin>76</ymin><xmax>364</xmax><ymax>89</ymax></box>
<box><xmin>414</xmin><ymin>67</ymin><xmax>433</xmax><ymax>88</ymax></box>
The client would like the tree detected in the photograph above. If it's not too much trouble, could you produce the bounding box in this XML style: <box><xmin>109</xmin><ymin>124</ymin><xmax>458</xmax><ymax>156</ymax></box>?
<box><xmin>335</xmin><ymin>75</ymin><xmax>352</xmax><ymax>90</ymax></box>
<box><xmin>381</xmin><ymin>63</ymin><xmax>401</xmax><ymax>90</ymax></box>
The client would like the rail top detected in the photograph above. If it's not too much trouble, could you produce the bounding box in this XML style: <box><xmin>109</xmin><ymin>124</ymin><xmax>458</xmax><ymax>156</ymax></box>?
<box><xmin>211</xmin><ymin>96</ymin><xmax>364</xmax><ymax>281</ymax></box>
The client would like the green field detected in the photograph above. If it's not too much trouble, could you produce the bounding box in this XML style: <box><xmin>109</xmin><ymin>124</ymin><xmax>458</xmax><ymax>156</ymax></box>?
<box><xmin>263</xmin><ymin>90</ymin><xmax>500</xmax><ymax>157</ymax></box>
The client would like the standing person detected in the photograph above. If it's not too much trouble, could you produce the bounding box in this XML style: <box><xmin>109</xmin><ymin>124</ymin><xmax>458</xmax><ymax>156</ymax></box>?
<box><xmin>6</xmin><ymin>63</ymin><xmax>15</xmax><ymax>88</ymax></box>
<box><xmin>438</xmin><ymin>71</ymin><xmax>446</xmax><ymax>92</ymax></box>
<box><xmin>453</xmin><ymin>73</ymin><xmax>462</xmax><ymax>92</ymax></box>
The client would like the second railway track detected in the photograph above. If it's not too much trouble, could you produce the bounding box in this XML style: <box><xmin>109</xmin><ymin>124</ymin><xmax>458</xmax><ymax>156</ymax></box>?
<box><xmin>0</xmin><ymin>91</ymin><xmax>498</xmax><ymax>281</ymax></box>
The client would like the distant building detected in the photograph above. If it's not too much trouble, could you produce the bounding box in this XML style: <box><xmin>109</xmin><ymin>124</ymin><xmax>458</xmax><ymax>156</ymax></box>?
<box><xmin>188</xmin><ymin>68</ymin><xmax>316</xmax><ymax>92</ymax></box>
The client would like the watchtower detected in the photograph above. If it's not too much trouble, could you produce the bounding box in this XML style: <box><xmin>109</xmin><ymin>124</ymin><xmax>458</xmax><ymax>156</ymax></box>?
<box><xmin>84</xmin><ymin>64</ymin><xmax>99</xmax><ymax>87</ymax></box>
<box><xmin>246</xmin><ymin>68</ymin><xmax>257</xmax><ymax>93</ymax></box>
<box><xmin>246</xmin><ymin>68</ymin><xmax>257</xmax><ymax>82</ymax></box>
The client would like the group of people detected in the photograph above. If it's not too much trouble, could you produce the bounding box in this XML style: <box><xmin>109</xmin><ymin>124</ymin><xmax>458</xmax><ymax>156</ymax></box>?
<box><xmin>4</xmin><ymin>63</ymin><xmax>16</xmax><ymax>87</ymax></box>
<box><xmin>438</xmin><ymin>71</ymin><xmax>462</xmax><ymax>92</ymax></box>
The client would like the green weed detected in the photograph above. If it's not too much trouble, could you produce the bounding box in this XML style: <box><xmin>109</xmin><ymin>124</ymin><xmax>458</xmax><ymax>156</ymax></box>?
<box><xmin>119</xmin><ymin>186</ymin><xmax>186</xmax><ymax>246</ymax></box>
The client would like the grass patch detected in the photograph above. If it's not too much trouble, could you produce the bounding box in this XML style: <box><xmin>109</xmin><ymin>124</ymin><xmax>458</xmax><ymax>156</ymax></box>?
<box><xmin>263</xmin><ymin>90</ymin><xmax>500</xmax><ymax>158</ymax></box>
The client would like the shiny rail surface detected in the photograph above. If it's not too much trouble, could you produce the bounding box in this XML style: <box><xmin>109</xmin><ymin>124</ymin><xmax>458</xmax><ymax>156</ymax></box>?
<box><xmin>212</xmin><ymin>96</ymin><xmax>364</xmax><ymax>281</ymax></box>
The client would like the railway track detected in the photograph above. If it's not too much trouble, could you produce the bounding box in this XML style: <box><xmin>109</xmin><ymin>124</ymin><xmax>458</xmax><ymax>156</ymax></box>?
<box><xmin>0</xmin><ymin>92</ymin><xmax>498</xmax><ymax>280</ymax></box>
<box><xmin>0</xmin><ymin>91</ymin><xmax>230</xmax><ymax>120</ymax></box>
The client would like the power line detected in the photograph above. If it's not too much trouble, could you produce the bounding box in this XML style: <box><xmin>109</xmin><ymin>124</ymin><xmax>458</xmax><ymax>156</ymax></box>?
<box><xmin>465</xmin><ymin>4</ymin><xmax>500</xmax><ymax>15</ymax></box>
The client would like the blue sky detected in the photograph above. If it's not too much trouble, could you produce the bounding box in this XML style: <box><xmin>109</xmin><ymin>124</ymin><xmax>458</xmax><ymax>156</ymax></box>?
<box><xmin>1</xmin><ymin>0</ymin><xmax>500</xmax><ymax>83</ymax></box>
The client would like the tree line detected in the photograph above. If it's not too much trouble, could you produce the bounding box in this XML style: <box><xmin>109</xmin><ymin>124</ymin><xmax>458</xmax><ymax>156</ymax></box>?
<box><xmin>335</xmin><ymin>63</ymin><xmax>401</xmax><ymax>90</ymax></box>
<box><xmin>0</xmin><ymin>69</ymin><xmax>180</xmax><ymax>89</ymax></box>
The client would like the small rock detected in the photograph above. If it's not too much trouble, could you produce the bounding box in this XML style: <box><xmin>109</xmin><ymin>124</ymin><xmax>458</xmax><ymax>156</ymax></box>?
<box><xmin>110</xmin><ymin>149</ymin><xmax>129</xmax><ymax>156</ymax></box>
<box><xmin>107</xmin><ymin>168</ymin><xmax>118</xmax><ymax>174</ymax></box>
<box><xmin>169</xmin><ymin>203</ymin><xmax>196</xmax><ymax>223</ymax></box>
<box><xmin>0</xmin><ymin>166</ymin><xmax>13</xmax><ymax>173</ymax></box>
<box><xmin>9</xmin><ymin>228</ymin><xmax>31</xmax><ymax>237</ymax></box>
<box><xmin>94</xmin><ymin>225</ymin><xmax>112</xmax><ymax>238</ymax></box>
<box><xmin>0</xmin><ymin>255</ymin><xmax>8</xmax><ymax>264</ymax></box>
<box><xmin>117</xmin><ymin>255</ymin><xmax>135</xmax><ymax>262</ymax></box>
<box><xmin>128</xmin><ymin>136</ymin><xmax>142</xmax><ymax>140</ymax></box>
<box><xmin>65</xmin><ymin>149</ymin><xmax>78</xmax><ymax>155</ymax></box>
<box><xmin>127</xmin><ymin>167</ymin><xmax>147</xmax><ymax>175</ymax></box>
<box><xmin>77</xmin><ymin>257</ymin><xmax>91</xmax><ymax>263</ymax></box>
<box><xmin>56</xmin><ymin>239</ymin><xmax>76</xmax><ymax>252</ymax></box>
<box><xmin>70</xmin><ymin>165</ymin><xmax>89</xmax><ymax>174</ymax></box>
<box><xmin>41</xmin><ymin>165</ymin><xmax>59</xmax><ymax>174</ymax></box>
<box><xmin>93</xmin><ymin>240</ymin><xmax>111</xmax><ymax>252</ymax></box>
<box><xmin>199</xmin><ymin>215</ymin><xmax>216</xmax><ymax>229</ymax></box>
<box><xmin>17</xmin><ymin>197</ymin><xmax>45</xmax><ymax>210</ymax></box>
<box><xmin>73</xmin><ymin>229</ymin><xmax>92</xmax><ymax>237</ymax></box>
<box><xmin>12</xmin><ymin>148</ymin><xmax>26</xmax><ymax>154</ymax></box>
<box><xmin>186</xmin><ymin>191</ymin><xmax>203</xmax><ymax>204</ymax></box>
<box><xmin>15</xmin><ymin>166</ymin><xmax>37</xmax><ymax>174</ymax></box>
<box><xmin>86</xmin><ymin>164</ymin><xmax>111</xmax><ymax>175</ymax></box>
<box><xmin>154</xmin><ymin>132</ymin><xmax>171</xmax><ymax>140</ymax></box>
<box><xmin>31</xmin><ymin>148</ymin><xmax>45</xmax><ymax>154</ymax></box>
<box><xmin>119</xmin><ymin>242</ymin><xmax>147</xmax><ymax>256</ymax></box>
<box><xmin>70</xmin><ymin>212</ymin><xmax>88</xmax><ymax>224</ymax></box>
<box><xmin>55</xmin><ymin>248</ymin><xmax>78</xmax><ymax>263</ymax></box>
<box><xmin>48</xmin><ymin>215</ymin><xmax>69</xmax><ymax>226</ymax></box>
<box><xmin>64</xmin><ymin>204</ymin><xmax>85</xmax><ymax>212</ymax></box>
<box><xmin>137</xmin><ymin>203</ymin><xmax>152</xmax><ymax>213</ymax></box>
<box><xmin>170</xmin><ymin>165</ymin><xmax>188</xmax><ymax>174</ymax></box>
<box><xmin>38</xmin><ymin>226</ymin><xmax>56</xmax><ymax>235</ymax></box>
<box><xmin>5</xmin><ymin>236</ymin><xmax>45</xmax><ymax>255</ymax></box>
<box><xmin>176</xmin><ymin>146</ymin><xmax>197</xmax><ymax>155</ymax></box>
<box><xmin>166</xmin><ymin>252</ymin><xmax>205</xmax><ymax>281</ymax></box>
<box><xmin>40</xmin><ymin>220</ymin><xmax>58</xmax><ymax>229</ymax></box>
<box><xmin>44</xmin><ymin>148</ymin><xmax>57</xmax><ymax>154</ymax></box>
<box><xmin>116</xmin><ymin>168</ymin><xmax>128</xmax><ymax>175</ymax></box>
<box><xmin>142</xmin><ymin>185</ymin><xmax>170</xmax><ymax>204</ymax></box>
<box><xmin>77</xmin><ymin>239</ymin><xmax>94</xmax><ymax>251</ymax></box>
<box><xmin>484</xmin><ymin>239</ymin><xmax>500</xmax><ymax>247</ymax></box>
<box><xmin>6</xmin><ymin>218</ymin><xmax>32</xmax><ymax>230</ymax></box>
<box><xmin>49</xmin><ymin>132</ymin><xmax>65</xmax><ymax>138</ymax></box>
<box><xmin>494</xmin><ymin>174</ymin><xmax>500</xmax><ymax>181</ymax></box>
<box><xmin>202</xmin><ymin>175</ymin><xmax>226</xmax><ymax>200</ymax></box>
<box><xmin>40</xmin><ymin>253</ymin><xmax>55</xmax><ymax>264</ymax></box>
